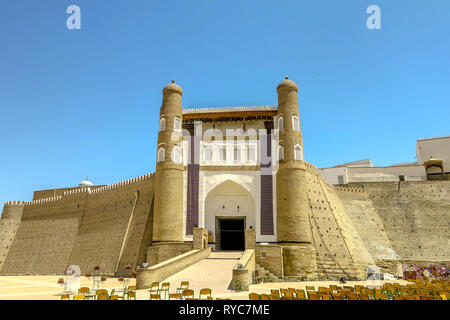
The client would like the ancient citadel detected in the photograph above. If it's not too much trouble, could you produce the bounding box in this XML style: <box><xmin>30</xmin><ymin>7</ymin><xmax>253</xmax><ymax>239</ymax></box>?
<box><xmin>1</xmin><ymin>78</ymin><xmax>449</xmax><ymax>288</ymax></box>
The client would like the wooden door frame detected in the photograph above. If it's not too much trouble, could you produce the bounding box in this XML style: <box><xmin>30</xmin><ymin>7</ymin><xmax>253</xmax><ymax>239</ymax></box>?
<box><xmin>215</xmin><ymin>216</ymin><xmax>246</xmax><ymax>251</ymax></box>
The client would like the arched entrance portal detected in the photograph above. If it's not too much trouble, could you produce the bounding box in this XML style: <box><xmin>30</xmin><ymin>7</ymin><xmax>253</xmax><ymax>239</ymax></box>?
<box><xmin>204</xmin><ymin>180</ymin><xmax>255</xmax><ymax>251</ymax></box>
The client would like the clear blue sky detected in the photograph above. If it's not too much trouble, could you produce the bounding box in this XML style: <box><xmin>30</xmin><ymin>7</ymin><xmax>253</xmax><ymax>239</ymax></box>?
<box><xmin>0</xmin><ymin>0</ymin><xmax>449</xmax><ymax>207</ymax></box>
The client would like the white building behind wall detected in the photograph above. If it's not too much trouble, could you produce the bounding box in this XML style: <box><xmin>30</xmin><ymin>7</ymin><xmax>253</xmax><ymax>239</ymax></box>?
<box><xmin>319</xmin><ymin>136</ymin><xmax>450</xmax><ymax>185</ymax></box>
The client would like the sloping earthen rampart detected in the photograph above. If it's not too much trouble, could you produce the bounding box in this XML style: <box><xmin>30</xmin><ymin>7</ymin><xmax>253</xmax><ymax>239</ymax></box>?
<box><xmin>0</xmin><ymin>173</ymin><xmax>156</xmax><ymax>275</ymax></box>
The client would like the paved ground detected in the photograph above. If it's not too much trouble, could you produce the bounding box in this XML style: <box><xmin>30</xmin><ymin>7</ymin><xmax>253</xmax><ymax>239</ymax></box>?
<box><xmin>0</xmin><ymin>252</ymin><xmax>243</xmax><ymax>300</ymax></box>
<box><xmin>0</xmin><ymin>275</ymin><xmax>406</xmax><ymax>300</ymax></box>
<box><xmin>0</xmin><ymin>275</ymin><xmax>137</xmax><ymax>300</ymax></box>
<box><xmin>162</xmin><ymin>251</ymin><xmax>244</xmax><ymax>299</ymax></box>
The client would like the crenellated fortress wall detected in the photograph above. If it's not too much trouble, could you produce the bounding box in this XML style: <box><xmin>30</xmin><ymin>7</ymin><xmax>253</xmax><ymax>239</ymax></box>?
<box><xmin>1</xmin><ymin>167</ymin><xmax>449</xmax><ymax>278</ymax></box>
<box><xmin>273</xmin><ymin>161</ymin><xmax>450</xmax><ymax>279</ymax></box>
<box><xmin>0</xmin><ymin>173</ymin><xmax>156</xmax><ymax>275</ymax></box>
<box><xmin>302</xmin><ymin>162</ymin><xmax>372</xmax><ymax>280</ymax></box>
<box><xmin>1</xmin><ymin>78</ymin><xmax>448</xmax><ymax>280</ymax></box>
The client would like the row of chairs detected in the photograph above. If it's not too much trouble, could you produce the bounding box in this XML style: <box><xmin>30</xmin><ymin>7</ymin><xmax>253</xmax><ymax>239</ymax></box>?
<box><xmin>61</xmin><ymin>286</ymin><xmax>137</xmax><ymax>300</ymax></box>
<box><xmin>61</xmin><ymin>283</ymin><xmax>221</xmax><ymax>301</ymax></box>
<box><xmin>249</xmin><ymin>281</ymin><xmax>449</xmax><ymax>301</ymax></box>
<box><xmin>305</xmin><ymin>282</ymin><xmax>448</xmax><ymax>300</ymax></box>
<box><xmin>147</xmin><ymin>281</ymin><xmax>213</xmax><ymax>300</ymax></box>
<box><xmin>377</xmin><ymin>281</ymin><xmax>448</xmax><ymax>300</ymax></box>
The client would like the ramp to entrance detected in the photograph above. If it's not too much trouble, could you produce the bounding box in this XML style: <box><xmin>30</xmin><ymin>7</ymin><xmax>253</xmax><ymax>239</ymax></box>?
<box><xmin>162</xmin><ymin>251</ymin><xmax>243</xmax><ymax>296</ymax></box>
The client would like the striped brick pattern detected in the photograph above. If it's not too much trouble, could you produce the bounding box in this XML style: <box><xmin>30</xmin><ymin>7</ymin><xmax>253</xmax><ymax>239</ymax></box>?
<box><xmin>186</xmin><ymin>134</ymin><xmax>200</xmax><ymax>235</ymax></box>
<box><xmin>260</xmin><ymin>174</ymin><xmax>274</xmax><ymax>235</ymax></box>
<box><xmin>260</xmin><ymin>134</ymin><xmax>274</xmax><ymax>235</ymax></box>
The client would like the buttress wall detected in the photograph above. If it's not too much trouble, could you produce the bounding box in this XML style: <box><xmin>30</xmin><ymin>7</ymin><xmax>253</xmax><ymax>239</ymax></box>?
<box><xmin>0</xmin><ymin>203</ymin><xmax>24</xmax><ymax>273</ymax></box>
<box><xmin>336</xmin><ymin>186</ymin><xmax>399</xmax><ymax>273</ymax></box>
<box><xmin>0</xmin><ymin>173</ymin><xmax>155</xmax><ymax>275</ymax></box>
<box><xmin>68</xmin><ymin>175</ymin><xmax>155</xmax><ymax>275</ymax></box>
<box><xmin>303</xmin><ymin>163</ymin><xmax>373</xmax><ymax>280</ymax></box>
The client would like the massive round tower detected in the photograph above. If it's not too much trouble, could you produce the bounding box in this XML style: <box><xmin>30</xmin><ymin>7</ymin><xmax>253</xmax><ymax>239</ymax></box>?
<box><xmin>276</xmin><ymin>77</ymin><xmax>312</xmax><ymax>243</ymax></box>
<box><xmin>152</xmin><ymin>81</ymin><xmax>184</xmax><ymax>243</ymax></box>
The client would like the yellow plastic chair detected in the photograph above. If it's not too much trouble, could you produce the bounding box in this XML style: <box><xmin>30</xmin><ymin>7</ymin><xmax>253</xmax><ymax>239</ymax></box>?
<box><xmin>149</xmin><ymin>282</ymin><xmax>159</xmax><ymax>297</ymax></box>
<box><xmin>288</xmin><ymin>288</ymin><xmax>297</xmax><ymax>298</ymax></box>
<box><xmin>280</xmin><ymin>288</ymin><xmax>289</xmax><ymax>297</ymax></box>
<box><xmin>249</xmin><ymin>293</ymin><xmax>260</xmax><ymax>300</ymax></box>
<box><xmin>354</xmin><ymin>285</ymin><xmax>364</xmax><ymax>293</ymax></box>
<box><xmin>95</xmin><ymin>289</ymin><xmax>108</xmax><ymax>300</ymax></box>
<box><xmin>360</xmin><ymin>293</ymin><xmax>371</xmax><ymax>300</ymax></box>
<box><xmin>271</xmin><ymin>289</ymin><xmax>280</xmax><ymax>298</ymax></box>
<box><xmin>199</xmin><ymin>288</ymin><xmax>212</xmax><ymax>300</ymax></box>
<box><xmin>176</xmin><ymin>281</ymin><xmax>189</xmax><ymax>294</ymax></box>
<box><xmin>169</xmin><ymin>293</ymin><xmax>182</xmax><ymax>300</ymax></box>
<box><xmin>159</xmin><ymin>282</ymin><xmax>170</xmax><ymax>299</ymax></box>
<box><xmin>332</xmin><ymin>293</ymin><xmax>342</xmax><ymax>300</ymax></box>
<box><xmin>318</xmin><ymin>287</ymin><xmax>329</xmax><ymax>293</ymax></box>
<box><xmin>61</xmin><ymin>294</ymin><xmax>70</xmax><ymax>300</ymax></box>
<box><xmin>308</xmin><ymin>293</ymin><xmax>320</xmax><ymax>300</ymax></box>
<box><xmin>123</xmin><ymin>285</ymin><xmax>136</xmax><ymax>300</ymax></box>
<box><xmin>296</xmin><ymin>290</ymin><xmax>306</xmax><ymax>300</ymax></box>
<box><xmin>98</xmin><ymin>294</ymin><xmax>108</xmax><ymax>301</ymax></box>
<box><xmin>73</xmin><ymin>294</ymin><xmax>85</xmax><ymax>300</ymax></box>
<box><xmin>377</xmin><ymin>293</ymin><xmax>390</xmax><ymax>300</ymax></box>
<box><xmin>78</xmin><ymin>287</ymin><xmax>90</xmax><ymax>295</ymax></box>
<box><xmin>346</xmin><ymin>293</ymin><xmax>359</xmax><ymax>300</ymax></box>
<box><xmin>343</xmin><ymin>286</ymin><xmax>355</xmax><ymax>292</ymax></box>
<box><xmin>319</xmin><ymin>293</ymin><xmax>332</xmax><ymax>300</ymax></box>
<box><xmin>182</xmin><ymin>289</ymin><xmax>194</xmax><ymax>300</ymax></box>
<box><xmin>127</xmin><ymin>290</ymin><xmax>136</xmax><ymax>300</ymax></box>
<box><xmin>150</xmin><ymin>293</ymin><xmax>161</xmax><ymax>300</ymax></box>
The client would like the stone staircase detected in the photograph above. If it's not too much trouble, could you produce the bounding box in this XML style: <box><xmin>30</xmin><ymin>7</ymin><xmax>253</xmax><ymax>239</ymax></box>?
<box><xmin>255</xmin><ymin>263</ymin><xmax>315</xmax><ymax>282</ymax></box>
<box><xmin>255</xmin><ymin>263</ymin><xmax>281</xmax><ymax>282</ymax></box>
<box><xmin>255</xmin><ymin>257</ymin><xmax>361</xmax><ymax>283</ymax></box>
<box><xmin>315</xmin><ymin>257</ymin><xmax>359</xmax><ymax>280</ymax></box>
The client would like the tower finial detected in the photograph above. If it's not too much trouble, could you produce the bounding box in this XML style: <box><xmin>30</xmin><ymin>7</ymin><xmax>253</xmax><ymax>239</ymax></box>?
<box><xmin>171</xmin><ymin>79</ymin><xmax>175</xmax><ymax>83</ymax></box>
<box><xmin>285</xmin><ymin>75</ymin><xmax>289</xmax><ymax>80</ymax></box>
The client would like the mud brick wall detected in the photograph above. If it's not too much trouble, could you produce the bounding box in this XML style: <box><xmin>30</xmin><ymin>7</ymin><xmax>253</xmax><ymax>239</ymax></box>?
<box><xmin>255</xmin><ymin>244</ymin><xmax>283</xmax><ymax>277</ymax></box>
<box><xmin>0</xmin><ymin>197</ymin><xmax>84</xmax><ymax>275</ymax></box>
<box><xmin>281</xmin><ymin>244</ymin><xmax>317</xmax><ymax>279</ymax></box>
<box><xmin>146</xmin><ymin>242</ymin><xmax>193</xmax><ymax>266</ymax></box>
<box><xmin>303</xmin><ymin>164</ymin><xmax>372</xmax><ymax>280</ymax></box>
<box><xmin>0</xmin><ymin>174</ymin><xmax>155</xmax><ymax>275</ymax></box>
<box><xmin>0</xmin><ymin>204</ymin><xmax>24</xmax><ymax>273</ymax></box>
<box><xmin>358</xmin><ymin>181</ymin><xmax>450</xmax><ymax>263</ymax></box>
<box><xmin>67</xmin><ymin>176</ymin><xmax>155</xmax><ymax>275</ymax></box>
